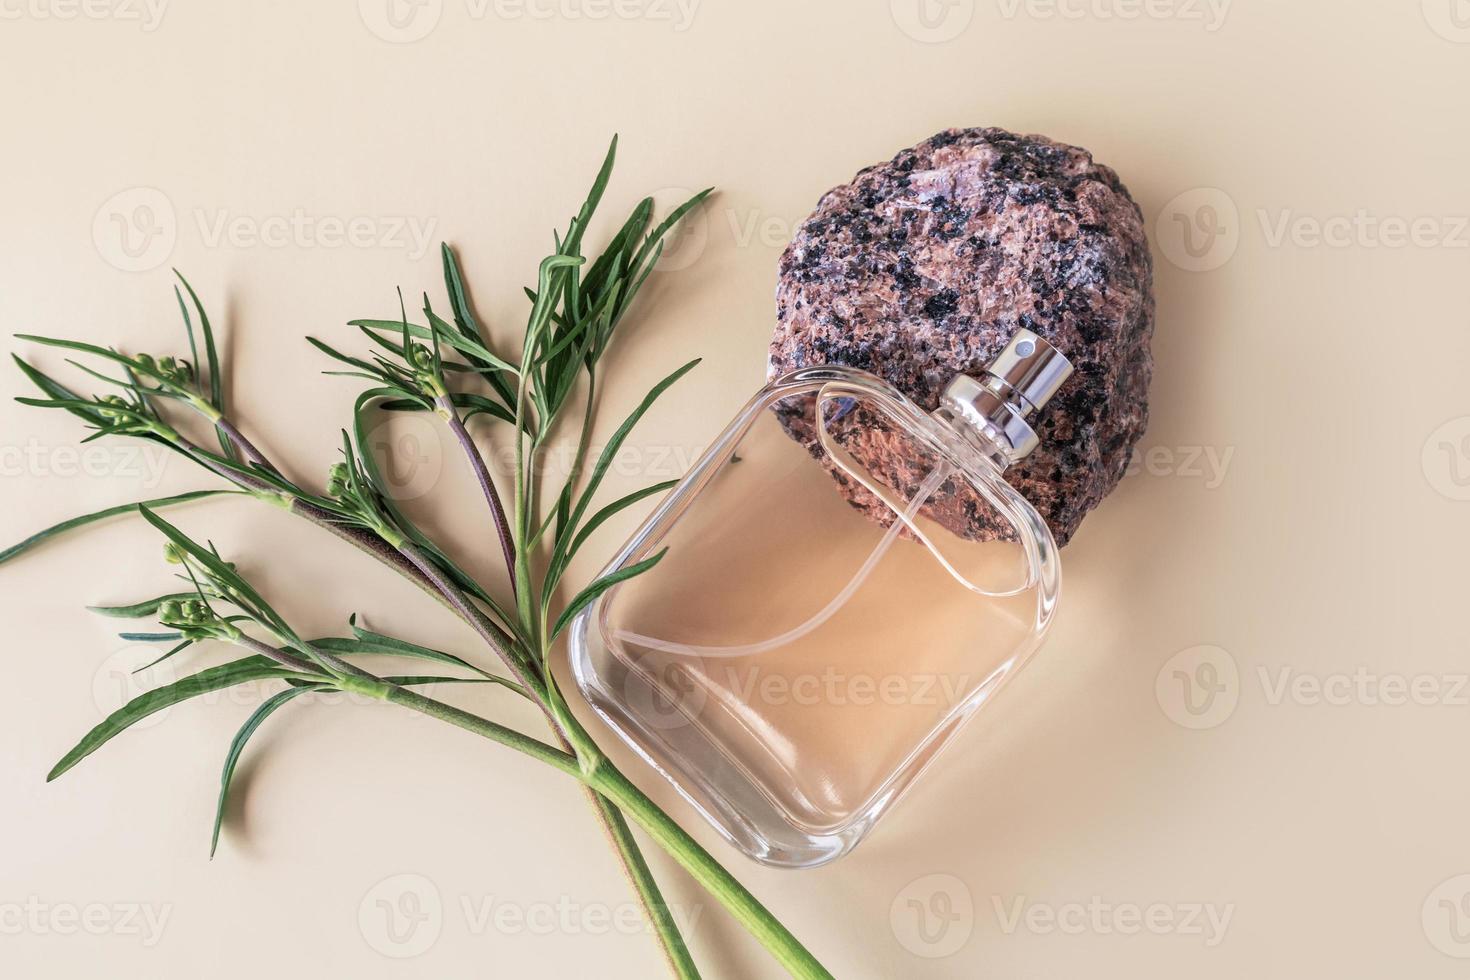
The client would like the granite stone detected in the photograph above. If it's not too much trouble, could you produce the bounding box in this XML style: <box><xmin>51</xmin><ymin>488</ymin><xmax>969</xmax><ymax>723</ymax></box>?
<box><xmin>769</xmin><ymin>127</ymin><xmax>1154</xmax><ymax>547</ymax></box>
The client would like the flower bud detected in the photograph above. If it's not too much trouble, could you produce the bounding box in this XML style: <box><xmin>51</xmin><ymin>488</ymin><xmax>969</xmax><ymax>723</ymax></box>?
<box><xmin>326</xmin><ymin>461</ymin><xmax>351</xmax><ymax>497</ymax></box>
<box><xmin>407</xmin><ymin>342</ymin><xmax>434</xmax><ymax>372</ymax></box>
<box><xmin>163</xmin><ymin>542</ymin><xmax>186</xmax><ymax>565</ymax></box>
<box><xmin>95</xmin><ymin>395</ymin><xmax>131</xmax><ymax>422</ymax></box>
<box><xmin>157</xmin><ymin>356</ymin><xmax>194</xmax><ymax>385</ymax></box>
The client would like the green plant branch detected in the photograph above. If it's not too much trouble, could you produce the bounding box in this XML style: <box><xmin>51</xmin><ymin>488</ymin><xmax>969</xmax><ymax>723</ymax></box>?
<box><xmin>212</xmin><ymin>415</ymin><xmax>276</xmax><ymax>473</ymax></box>
<box><xmin>15</xmin><ymin>340</ymin><xmax>698</xmax><ymax>976</ymax></box>
<box><xmin>381</xmin><ymin>685</ymin><xmax>579</xmax><ymax>774</ymax></box>
<box><xmin>585</xmin><ymin>784</ymin><xmax>702</xmax><ymax>980</ymax></box>
<box><xmin>390</xmin><ymin>533</ymin><xmax>703</xmax><ymax>980</ymax></box>
<box><xmin>11</xmin><ymin>141</ymin><xmax>821</xmax><ymax>980</ymax></box>
<box><xmin>116</xmin><ymin>399</ymin><xmax>696</xmax><ymax>979</ymax></box>
<box><xmin>380</xmin><ymin>685</ymin><xmax>831</xmax><ymax>980</ymax></box>
<box><xmin>224</xmin><ymin>629</ymin><xmax>324</xmax><ymax>675</ymax></box>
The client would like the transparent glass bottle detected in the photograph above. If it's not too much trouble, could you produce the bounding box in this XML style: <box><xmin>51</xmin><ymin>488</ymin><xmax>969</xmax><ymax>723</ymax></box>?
<box><xmin>569</xmin><ymin>329</ymin><xmax>1074</xmax><ymax>868</ymax></box>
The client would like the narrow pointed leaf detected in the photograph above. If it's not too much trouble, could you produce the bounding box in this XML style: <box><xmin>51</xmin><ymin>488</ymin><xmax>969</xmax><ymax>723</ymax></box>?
<box><xmin>545</xmin><ymin>480</ymin><xmax>677</xmax><ymax>595</ymax></box>
<box><xmin>313</xmin><ymin>624</ymin><xmax>527</xmax><ymax>699</ymax></box>
<box><xmin>134</xmin><ymin>638</ymin><xmax>194</xmax><ymax>673</ymax></box>
<box><xmin>48</xmin><ymin>656</ymin><xmax>300</xmax><ymax>781</ymax></box>
<box><xmin>173</xmin><ymin>271</ymin><xmax>223</xmax><ymax>412</ymax></box>
<box><xmin>211</xmin><ymin>685</ymin><xmax>318</xmax><ymax>856</ymax></box>
<box><xmin>551</xmin><ymin>548</ymin><xmax>667</xmax><ymax>640</ymax></box>
<box><xmin>173</xmin><ymin>275</ymin><xmax>233</xmax><ymax>458</ymax></box>
<box><xmin>554</xmin><ymin>359</ymin><xmax>698</xmax><ymax>568</ymax></box>
<box><xmin>0</xmin><ymin>491</ymin><xmax>234</xmax><ymax>566</ymax></box>
<box><xmin>347</xmin><ymin>318</ymin><xmax>520</xmax><ymax>375</ymax></box>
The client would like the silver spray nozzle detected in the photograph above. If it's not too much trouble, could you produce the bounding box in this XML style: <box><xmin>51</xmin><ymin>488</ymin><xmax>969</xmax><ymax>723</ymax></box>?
<box><xmin>936</xmin><ymin>329</ymin><xmax>1074</xmax><ymax>462</ymax></box>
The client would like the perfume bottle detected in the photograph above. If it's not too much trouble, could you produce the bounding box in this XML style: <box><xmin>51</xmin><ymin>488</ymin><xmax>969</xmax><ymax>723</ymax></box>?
<box><xmin>569</xmin><ymin>329</ymin><xmax>1074</xmax><ymax>868</ymax></box>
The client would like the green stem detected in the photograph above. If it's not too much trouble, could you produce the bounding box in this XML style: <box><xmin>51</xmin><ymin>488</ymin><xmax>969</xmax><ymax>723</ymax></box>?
<box><xmin>396</xmin><ymin>540</ymin><xmax>543</xmax><ymax>691</ymax></box>
<box><xmin>432</xmin><ymin>391</ymin><xmax>698</xmax><ymax>979</ymax></box>
<box><xmin>586</xmin><ymin>786</ymin><xmax>702</xmax><ymax>980</ymax></box>
<box><xmin>397</xmin><ymin>542</ymin><xmax>698</xmax><ymax>978</ymax></box>
<box><xmin>167</xmin><ymin>418</ymin><xmax>699</xmax><ymax>977</ymax></box>
<box><xmin>384</xmin><ymin>687</ymin><xmax>831</xmax><ymax>980</ymax></box>
<box><xmin>214</xmin><ymin>415</ymin><xmax>277</xmax><ymax>473</ymax></box>
<box><xmin>171</xmin><ymin>417</ymin><xmax>696</xmax><ymax>979</ymax></box>
<box><xmin>589</xmin><ymin>766</ymin><xmax>832</xmax><ymax>980</ymax></box>
<box><xmin>226</xmin><ymin>631</ymin><xmax>323</xmax><ymax>676</ymax></box>
<box><xmin>385</xmin><ymin>685</ymin><xmax>579</xmax><ymax>774</ymax></box>
<box><xmin>163</xmin><ymin>426</ymin><xmax>460</xmax><ymax>620</ymax></box>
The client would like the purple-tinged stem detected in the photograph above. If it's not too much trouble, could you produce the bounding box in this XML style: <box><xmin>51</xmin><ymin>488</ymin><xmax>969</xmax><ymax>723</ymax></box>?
<box><xmin>436</xmin><ymin>395</ymin><xmax>517</xmax><ymax>592</ymax></box>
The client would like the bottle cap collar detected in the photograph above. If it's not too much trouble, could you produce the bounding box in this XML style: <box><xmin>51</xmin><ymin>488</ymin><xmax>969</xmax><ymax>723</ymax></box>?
<box><xmin>937</xmin><ymin>329</ymin><xmax>1074</xmax><ymax>462</ymax></box>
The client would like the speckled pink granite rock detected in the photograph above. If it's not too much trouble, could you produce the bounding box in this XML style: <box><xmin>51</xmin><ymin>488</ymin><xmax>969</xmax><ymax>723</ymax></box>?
<box><xmin>769</xmin><ymin>127</ymin><xmax>1154</xmax><ymax>547</ymax></box>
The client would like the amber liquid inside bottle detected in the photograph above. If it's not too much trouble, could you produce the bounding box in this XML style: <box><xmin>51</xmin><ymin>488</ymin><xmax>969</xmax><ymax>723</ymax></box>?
<box><xmin>601</xmin><ymin>404</ymin><xmax>1035</xmax><ymax>835</ymax></box>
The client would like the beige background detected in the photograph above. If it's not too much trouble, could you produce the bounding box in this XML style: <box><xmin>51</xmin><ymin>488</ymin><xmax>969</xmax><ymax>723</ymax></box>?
<box><xmin>2</xmin><ymin>1</ymin><xmax>1468</xmax><ymax>977</ymax></box>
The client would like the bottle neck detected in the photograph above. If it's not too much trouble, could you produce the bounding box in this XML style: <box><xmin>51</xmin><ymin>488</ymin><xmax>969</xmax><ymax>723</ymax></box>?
<box><xmin>931</xmin><ymin>404</ymin><xmax>1016</xmax><ymax>473</ymax></box>
<box><xmin>933</xmin><ymin>370</ymin><xmax>1048</xmax><ymax>471</ymax></box>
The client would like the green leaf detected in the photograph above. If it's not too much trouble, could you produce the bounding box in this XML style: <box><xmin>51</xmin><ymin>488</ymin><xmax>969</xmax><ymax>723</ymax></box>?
<box><xmin>544</xmin><ymin>480</ymin><xmax>676</xmax><ymax>597</ymax></box>
<box><xmin>441</xmin><ymin>244</ymin><xmax>486</xmax><ymax>344</ymax></box>
<box><xmin>0</xmin><ymin>491</ymin><xmax>235</xmax><ymax>566</ymax></box>
<box><xmin>631</xmin><ymin>188</ymin><xmax>713</xmax><ymax>283</ymax></box>
<box><xmin>15</xmin><ymin>334</ymin><xmax>177</xmax><ymax>393</ymax></box>
<box><xmin>15</xmin><ymin>394</ymin><xmax>150</xmax><ymax>419</ymax></box>
<box><xmin>134</xmin><ymin>638</ymin><xmax>194</xmax><ymax>673</ymax></box>
<box><xmin>62</xmin><ymin>357</ymin><xmax>148</xmax><ymax>395</ymax></box>
<box><xmin>347</xmin><ymin>318</ymin><xmax>520</xmax><ymax>376</ymax></box>
<box><xmin>550</xmin><ymin>359</ymin><xmax>698</xmax><ymax>575</ymax></box>
<box><xmin>88</xmin><ymin>592</ymin><xmax>196</xmax><ymax>619</ymax></box>
<box><xmin>173</xmin><ymin>271</ymin><xmax>223</xmax><ymax>414</ymax></box>
<box><xmin>332</xmin><ymin>619</ymin><xmax>527</xmax><ymax>697</ymax></box>
<box><xmin>11</xmin><ymin>357</ymin><xmax>175</xmax><ymax>456</ymax></box>
<box><xmin>307</xmin><ymin>336</ymin><xmax>400</xmax><ymax>385</ymax></box>
<box><xmin>183</xmin><ymin>442</ymin><xmax>308</xmax><ymax>499</ymax></box>
<box><xmin>439</xmin><ymin>244</ymin><xmax>516</xmax><ymax>409</ymax></box>
<box><xmin>48</xmin><ymin>656</ymin><xmax>300</xmax><ymax>781</ymax></box>
<box><xmin>556</xmin><ymin>480</ymin><xmax>676</xmax><ymax>581</ymax></box>
<box><xmin>174</xmin><ymin>272</ymin><xmax>232</xmax><ymax>458</ymax></box>
<box><xmin>212</xmin><ymin>684</ymin><xmax>318</xmax><ymax>857</ymax></box>
<box><xmin>176</xmin><ymin>286</ymin><xmax>202</xmax><ymax>398</ymax></box>
<box><xmin>13</xmin><ymin>354</ymin><xmax>95</xmax><ymax>415</ymax></box>
<box><xmin>551</xmin><ymin>548</ymin><xmax>667</xmax><ymax>640</ymax></box>
<box><xmin>453</xmin><ymin>392</ymin><xmax>516</xmax><ymax>425</ymax></box>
